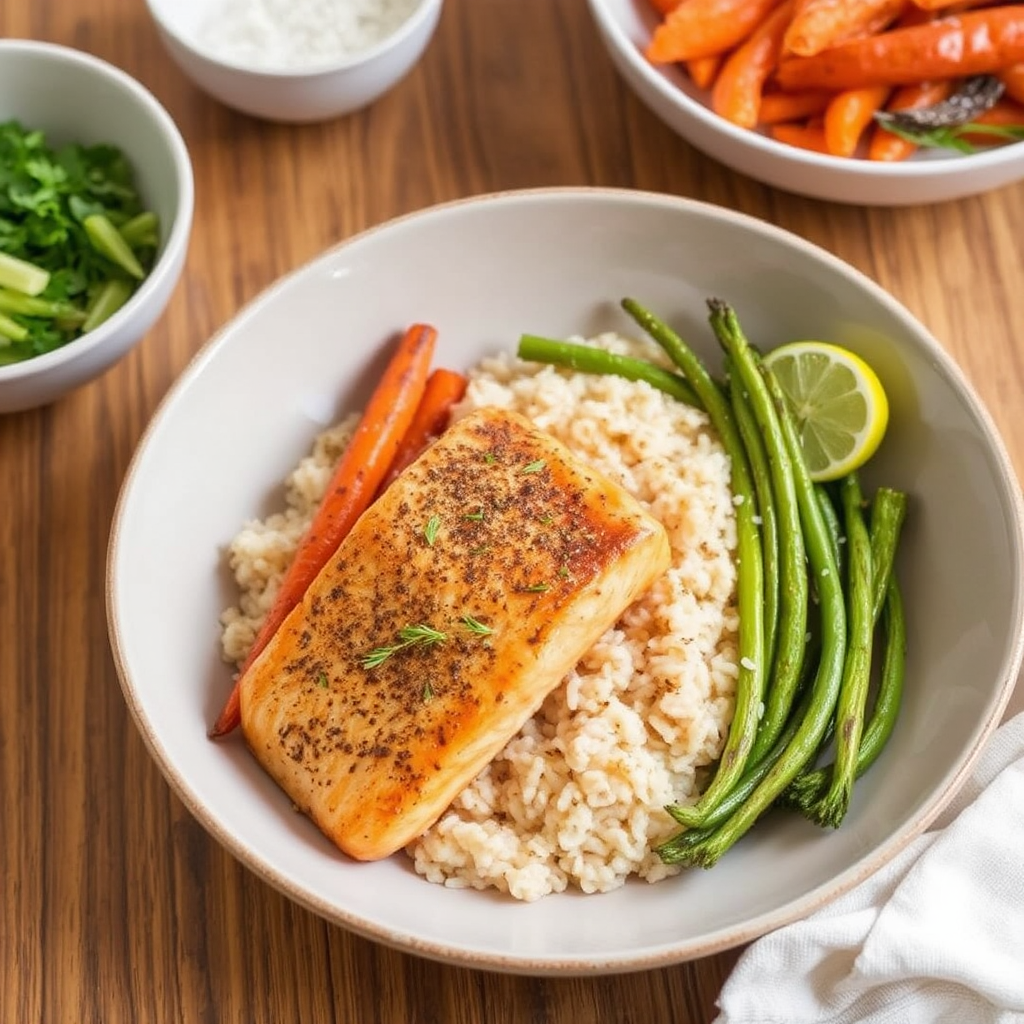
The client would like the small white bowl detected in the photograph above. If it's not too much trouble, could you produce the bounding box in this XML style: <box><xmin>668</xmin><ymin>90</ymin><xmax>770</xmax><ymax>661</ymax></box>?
<box><xmin>587</xmin><ymin>0</ymin><xmax>1024</xmax><ymax>206</ymax></box>
<box><xmin>108</xmin><ymin>188</ymin><xmax>1024</xmax><ymax>973</ymax></box>
<box><xmin>144</xmin><ymin>0</ymin><xmax>444</xmax><ymax>123</ymax></box>
<box><xmin>0</xmin><ymin>40</ymin><xmax>194</xmax><ymax>415</ymax></box>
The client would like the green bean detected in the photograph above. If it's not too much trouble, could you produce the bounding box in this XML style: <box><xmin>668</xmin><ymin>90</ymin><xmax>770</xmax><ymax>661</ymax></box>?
<box><xmin>869</xmin><ymin>488</ymin><xmax>909</xmax><ymax>624</ymax></box>
<box><xmin>806</xmin><ymin>473</ymin><xmax>874</xmax><ymax>828</ymax></box>
<box><xmin>667</xmin><ymin>353</ymin><xmax>847</xmax><ymax>868</ymax></box>
<box><xmin>727</xmin><ymin>358</ymin><xmax>780</xmax><ymax>695</ymax></box>
<box><xmin>816</xmin><ymin>484</ymin><xmax>846</xmax><ymax>583</ymax></box>
<box><xmin>782</xmin><ymin>577</ymin><xmax>905</xmax><ymax>813</ymax></box>
<box><xmin>622</xmin><ymin>299</ymin><xmax>765</xmax><ymax>822</ymax></box>
<box><xmin>707</xmin><ymin>301</ymin><xmax>809</xmax><ymax>766</ymax></box>
<box><xmin>516</xmin><ymin>334</ymin><xmax>701</xmax><ymax>408</ymax></box>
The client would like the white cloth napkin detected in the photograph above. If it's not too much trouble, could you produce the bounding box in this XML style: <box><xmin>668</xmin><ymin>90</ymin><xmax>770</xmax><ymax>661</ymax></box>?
<box><xmin>714</xmin><ymin>710</ymin><xmax>1024</xmax><ymax>1024</ymax></box>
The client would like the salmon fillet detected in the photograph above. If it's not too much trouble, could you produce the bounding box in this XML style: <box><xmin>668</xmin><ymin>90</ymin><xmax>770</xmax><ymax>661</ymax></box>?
<box><xmin>239</xmin><ymin>406</ymin><xmax>671</xmax><ymax>861</ymax></box>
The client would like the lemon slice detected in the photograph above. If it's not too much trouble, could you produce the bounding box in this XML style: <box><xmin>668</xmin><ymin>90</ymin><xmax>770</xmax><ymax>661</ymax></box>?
<box><xmin>762</xmin><ymin>341</ymin><xmax>889</xmax><ymax>482</ymax></box>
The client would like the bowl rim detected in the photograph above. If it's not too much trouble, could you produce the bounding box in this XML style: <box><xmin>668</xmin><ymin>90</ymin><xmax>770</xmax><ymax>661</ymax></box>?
<box><xmin>143</xmin><ymin>0</ymin><xmax>443</xmax><ymax>79</ymax></box>
<box><xmin>107</xmin><ymin>186</ymin><xmax>1024</xmax><ymax>973</ymax></box>
<box><xmin>0</xmin><ymin>39</ymin><xmax>195</xmax><ymax>384</ymax></box>
<box><xmin>586</xmin><ymin>0</ymin><xmax>1024</xmax><ymax>179</ymax></box>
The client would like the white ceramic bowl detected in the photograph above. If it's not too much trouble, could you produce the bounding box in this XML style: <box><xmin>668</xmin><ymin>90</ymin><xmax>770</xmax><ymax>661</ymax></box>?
<box><xmin>144</xmin><ymin>0</ymin><xmax>443</xmax><ymax>123</ymax></box>
<box><xmin>108</xmin><ymin>188</ymin><xmax>1024</xmax><ymax>974</ymax></box>
<box><xmin>0</xmin><ymin>41</ymin><xmax>193</xmax><ymax>415</ymax></box>
<box><xmin>587</xmin><ymin>0</ymin><xmax>1024</xmax><ymax>206</ymax></box>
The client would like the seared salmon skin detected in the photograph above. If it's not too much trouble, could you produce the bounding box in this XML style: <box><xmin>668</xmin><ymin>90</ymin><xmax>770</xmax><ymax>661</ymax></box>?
<box><xmin>239</xmin><ymin>406</ymin><xmax>671</xmax><ymax>861</ymax></box>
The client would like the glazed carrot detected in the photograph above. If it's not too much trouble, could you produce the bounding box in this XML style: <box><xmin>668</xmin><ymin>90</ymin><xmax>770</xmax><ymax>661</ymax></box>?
<box><xmin>770</xmin><ymin>121</ymin><xmax>832</xmax><ymax>152</ymax></box>
<box><xmin>783</xmin><ymin>0</ymin><xmax>908</xmax><ymax>57</ymax></box>
<box><xmin>868</xmin><ymin>79</ymin><xmax>954</xmax><ymax>159</ymax></box>
<box><xmin>647</xmin><ymin>0</ymin><xmax>784</xmax><ymax>64</ymax></box>
<box><xmin>824</xmin><ymin>85</ymin><xmax>892</xmax><ymax>155</ymax></box>
<box><xmin>376</xmin><ymin>367</ymin><xmax>468</xmax><ymax>492</ymax></box>
<box><xmin>687</xmin><ymin>55</ymin><xmax>724</xmax><ymax>90</ymax></box>
<box><xmin>210</xmin><ymin>323</ymin><xmax>437</xmax><ymax>738</ymax></box>
<box><xmin>712</xmin><ymin>1</ymin><xmax>794</xmax><ymax>127</ymax></box>
<box><xmin>777</xmin><ymin>7</ymin><xmax>1024</xmax><ymax>91</ymax></box>
<box><xmin>959</xmin><ymin>96</ymin><xmax>1024</xmax><ymax>141</ymax></box>
<box><xmin>1002</xmin><ymin>62</ymin><xmax>1024</xmax><ymax>104</ymax></box>
<box><xmin>648</xmin><ymin>0</ymin><xmax>685</xmax><ymax>14</ymax></box>
<box><xmin>758</xmin><ymin>88</ymin><xmax>834</xmax><ymax>123</ymax></box>
<box><xmin>911</xmin><ymin>0</ymin><xmax>996</xmax><ymax>8</ymax></box>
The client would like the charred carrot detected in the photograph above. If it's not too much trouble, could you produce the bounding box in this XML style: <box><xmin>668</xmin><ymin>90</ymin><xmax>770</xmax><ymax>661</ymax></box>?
<box><xmin>771</xmin><ymin>121</ymin><xmax>832</xmax><ymax>152</ymax></box>
<box><xmin>1002</xmin><ymin>62</ymin><xmax>1024</xmax><ymax>104</ymax></box>
<box><xmin>210</xmin><ymin>323</ymin><xmax>437</xmax><ymax>738</ymax></box>
<box><xmin>824</xmin><ymin>85</ymin><xmax>892</xmax><ymax>155</ymax></box>
<box><xmin>376</xmin><ymin>367</ymin><xmax>468</xmax><ymax>492</ymax></box>
<box><xmin>647</xmin><ymin>0</ymin><xmax>784</xmax><ymax>64</ymax></box>
<box><xmin>712</xmin><ymin>1</ymin><xmax>795</xmax><ymax>127</ymax></box>
<box><xmin>759</xmin><ymin>88</ymin><xmax>834</xmax><ymax>123</ymax></box>
<box><xmin>783</xmin><ymin>0</ymin><xmax>907</xmax><ymax>57</ymax></box>
<box><xmin>777</xmin><ymin>7</ymin><xmax>1024</xmax><ymax>91</ymax></box>
<box><xmin>868</xmin><ymin>79</ymin><xmax>954</xmax><ymax>159</ymax></box>
<box><xmin>687</xmin><ymin>55</ymin><xmax>724</xmax><ymax>90</ymax></box>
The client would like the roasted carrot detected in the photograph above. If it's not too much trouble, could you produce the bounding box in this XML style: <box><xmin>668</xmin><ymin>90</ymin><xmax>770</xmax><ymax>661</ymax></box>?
<box><xmin>376</xmin><ymin>367</ymin><xmax>468</xmax><ymax>492</ymax></box>
<box><xmin>712</xmin><ymin>1</ymin><xmax>794</xmax><ymax>127</ymax></box>
<box><xmin>759</xmin><ymin>88</ymin><xmax>834</xmax><ymax>122</ymax></box>
<box><xmin>1002</xmin><ymin>62</ymin><xmax>1024</xmax><ymax>104</ymax></box>
<box><xmin>647</xmin><ymin>0</ymin><xmax>784</xmax><ymax>64</ymax></box>
<box><xmin>911</xmin><ymin>0</ymin><xmax>997</xmax><ymax>8</ymax></box>
<box><xmin>687</xmin><ymin>55</ymin><xmax>724</xmax><ymax>90</ymax></box>
<box><xmin>648</xmin><ymin>0</ymin><xmax>686</xmax><ymax>14</ymax></box>
<box><xmin>770</xmin><ymin>121</ymin><xmax>833</xmax><ymax>152</ymax></box>
<box><xmin>783</xmin><ymin>0</ymin><xmax>908</xmax><ymax>57</ymax></box>
<box><xmin>776</xmin><ymin>7</ymin><xmax>1024</xmax><ymax>91</ymax></box>
<box><xmin>210</xmin><ymin>323</ymin><xmax>437</xmax><ymax>738</ymax></box>
<box><xmin>868</xmin><ymin>79</ymin><xmax>954</xmax><ymax>159</ymax></box>
<box><xmin>824</xmin><ymin>85</ymin><xmax>892</xmax><ymax>155</ymax></box>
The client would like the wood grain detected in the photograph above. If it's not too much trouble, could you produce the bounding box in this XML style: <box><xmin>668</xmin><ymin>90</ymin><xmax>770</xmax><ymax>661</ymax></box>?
<box><xmin>1</xmin><ymin>1</ymin><xmax>1022</xmax><ymax>1022</ymax></box>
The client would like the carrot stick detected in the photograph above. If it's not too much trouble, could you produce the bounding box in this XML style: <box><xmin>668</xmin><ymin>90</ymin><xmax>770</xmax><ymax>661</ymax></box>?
<box><xmin>209</xmin><ymin>323</ymin><xmax>437</xmax><ymax>738</ymax></box>
<box><xmin>867</xmin><ymin>79</ymin><xmax>954</xmax><ymax>159</ymax></box>
<box><xmin>783</xmin><ymin>0</ymin><xmax>908</xmax><ymax>57</ymax></box>
<box><xmin>711</xmin><ymin>1</ymin><xmax>795</xmax><ymax>127</ymax></box>
<box><xmin>687</xmin><ymin>55</ymin><xmax>724</xmax><ymax>90</ymax></box>
<box><xmin>770</xmin><ymin>121</ymin><xmax>833</xmax><ymax>152</ymax></box>
<box><xmin>824</xmin><ymin>84</ymin><xmax>892</xmax><ymax>155</ymax></box>
<box><xmin>647</xmin><ymin>0</ymin><xmax>785</xmax><ymax>64</ymax></box>
<box><xmin>376</xmin><ymin>367</ymin><xmax>468</xmax><ymax>493</ymax></box>
<box><xmin>776</xmin><ymin>7</ymin><xmax>1024</xmax><ymax>91</ymax></box>
<box><xmin>1002</xmin><ymin>62</ymin><xmax>1024</xmax><ymax>104</ymax></box>
<box><xmin>759</xmin><ymin>88</ymin><xmax>834</xmax><ymax>123</ymax></box>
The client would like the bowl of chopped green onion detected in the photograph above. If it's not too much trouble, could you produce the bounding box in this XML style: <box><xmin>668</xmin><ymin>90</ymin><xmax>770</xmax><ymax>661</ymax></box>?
<box><xmin>0</xmin><ymin>40</ymin><xmax>194</xmax><ymax>413</ymax></box>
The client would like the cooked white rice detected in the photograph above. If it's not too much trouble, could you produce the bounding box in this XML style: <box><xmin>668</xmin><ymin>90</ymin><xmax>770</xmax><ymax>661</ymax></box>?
<box><xmin>219</xmin><ymin>333</ymin><xmax>739</xmax><ymax>902</ymax></box>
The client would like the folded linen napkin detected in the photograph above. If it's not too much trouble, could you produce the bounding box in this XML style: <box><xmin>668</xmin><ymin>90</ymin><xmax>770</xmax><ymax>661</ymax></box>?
<box><xmin>714</xmin><ymin>710</ymin><xmax>1024</xmax><ymax>1024</ymax></box>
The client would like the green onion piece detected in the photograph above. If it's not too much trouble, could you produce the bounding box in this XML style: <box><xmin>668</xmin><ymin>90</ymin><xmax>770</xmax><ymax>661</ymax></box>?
<box><xmin>82</xmin><ymin>280</ymin><xmax>133</xmax><ymax>333</ymax></box>
<box><xmin>0</xmin><ymin>251</ymin><xmax>51</xmax><ymax>297</ymax></box>
<box><xmin>83</xmin><ymin>214</ymin><xmax>146</xmax><ymax>280</ymax></box>
<box><xmin>119</xmin><ymin>210</ymin><xmax>160</xmax><ymax>249</ymax></box>
<box><xmin>0</xmin><ymin>310</ymin><xmax>28</xmax><ymax>344</ymax></box>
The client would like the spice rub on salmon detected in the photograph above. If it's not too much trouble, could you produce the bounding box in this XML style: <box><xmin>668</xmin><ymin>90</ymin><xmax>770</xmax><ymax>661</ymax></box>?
<box><xmin>239</xmin><ymin>406</ymin><xmax>671</xmax><ymax>861</ymax></box>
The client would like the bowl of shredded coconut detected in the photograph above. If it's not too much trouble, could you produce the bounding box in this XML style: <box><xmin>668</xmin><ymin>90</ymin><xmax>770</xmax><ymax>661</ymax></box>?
<box><xmin>144</xmin><ymin>0</ymin><xmax>442</xmax><ymax>122</ymax></box>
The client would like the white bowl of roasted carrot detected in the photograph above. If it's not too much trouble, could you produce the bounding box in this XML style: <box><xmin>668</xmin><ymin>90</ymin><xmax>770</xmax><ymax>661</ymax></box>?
<box><xmin>588</xmin><ymin>0</ymin><xmax>1024</xmax><ymax>205</ymax></box>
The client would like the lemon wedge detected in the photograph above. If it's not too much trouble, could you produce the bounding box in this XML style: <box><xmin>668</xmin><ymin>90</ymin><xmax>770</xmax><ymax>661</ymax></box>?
<box><xmin>762</xmin><ymin>341</ymin><xmax>889</xmax><ymax>482</ymax></box>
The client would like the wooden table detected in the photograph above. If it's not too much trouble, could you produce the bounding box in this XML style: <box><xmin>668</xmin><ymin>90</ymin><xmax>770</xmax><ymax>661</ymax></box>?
<box><xmin>2</xmin><ymin>2</ymin><xmax>1023</xmax><ymax>1021</ymax></box>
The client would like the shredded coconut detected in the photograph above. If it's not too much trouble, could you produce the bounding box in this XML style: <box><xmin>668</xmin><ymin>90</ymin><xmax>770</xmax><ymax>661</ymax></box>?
<box><xmin>198</xmin><ymin>0</ymin><xmax>423</xmax><ymax>69</ymax></box>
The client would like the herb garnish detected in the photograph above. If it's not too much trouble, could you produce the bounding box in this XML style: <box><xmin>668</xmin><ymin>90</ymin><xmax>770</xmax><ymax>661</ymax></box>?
<box><xmin>483</xmin><ymin>452</ymin><xmax>498</xmax><ymax>464</ymax></box>
<box><xmin>316</xmin><ymin>671</ymin><xmax>329</xmax><ymax>688</ymax></box>
<box><xmin>463</xmin><ymin>509</ymin><xmax>485</xmax><ymax>521</ymax></box>
<box><xmin>360</xmin><ymin>623</ymin><xmax>448</xmax><ymax>669</ymax></box>
<box><xmin>461</xmin><ymin>614</ymin><xmax>493</xmax><ymax>636</ymax></box>
<box><xmin>422</xmin><ymin>681</ymin><xmax>435</xmax><ymax>703</ymax></box>
<box><xmin>523</xmin><ymin>582</ymin><xmax>551</xmax><ymax>593</ymax></box>
<box><xmin>521</xmin><ymin>459</ymin><xmax>547</xmax><ymax>474</ymax></box>
<box><xmin>423</xmin><ymin>514</ymin><xmax>441</xmax><ymax>546</ymax></box>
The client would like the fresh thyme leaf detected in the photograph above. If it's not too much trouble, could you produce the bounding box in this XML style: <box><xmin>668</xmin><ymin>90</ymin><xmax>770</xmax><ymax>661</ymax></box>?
<box><xmin>523</xmin><ymin>582</ymin><xmax>550</xmax><ymax>593</ymax></box>
<box><xmin>558</xmin><ymin>564</ymin><xmax>571</xmax><ymax>578</ymax></box>
<box><xmin>461</xmin><ymin>614</ymin><xmax>493</xmax><ymax>636</ymax></box>
<box><xmin>422</xmin><ymin>681</ymin><xmax>435</xmax><ymax>703</ymax></box>
<box><xmin>469</xmin><ymin>544</ymin><xmax>491</xmax><ymax>555</ymax></box>
<box><xmin>483</xmin><ymin>452</ymin><xmax>498</xmax><ymax>464</ymax></box>
<box><xmin>423</xmin><ymin>513</ymin><xmax>441</xmax><ymax>546</ymax></box>
<box><xmin>463</xmin><ymin>509</ymin><xmax>485</xmax><ymax>521</ymax></box>
<box><xmin>360</xmin><ymin>623</ymin><xmax>448</xmax><ymax>669</ymax></box>
<box><xmin>538</xmin><ymin>513</ymin><xmax>555</xmax><ymax>525</ymax></box>
<box><xmin>316</xmin><ymin>671</ymin><xmax>329</xmax><ymax>688</ymax></box>
<box><xmin>521</xmin><ymin>459</ymin><xmax>547</xmax><ymax>474</ymax></box>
